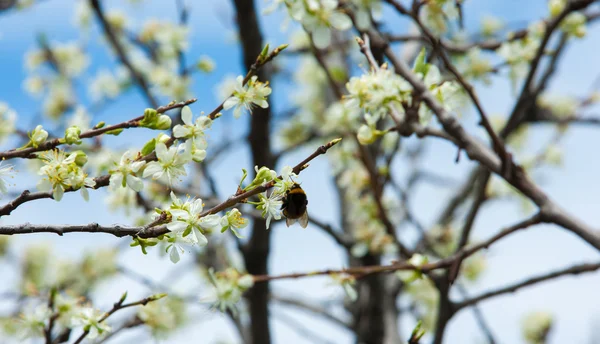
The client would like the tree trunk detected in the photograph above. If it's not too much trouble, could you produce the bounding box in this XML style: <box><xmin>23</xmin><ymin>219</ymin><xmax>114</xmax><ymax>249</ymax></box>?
<box><xmin>231</xmin><ymin>1</ymin><xmax>274</xmax><ymax>343</ymax></box>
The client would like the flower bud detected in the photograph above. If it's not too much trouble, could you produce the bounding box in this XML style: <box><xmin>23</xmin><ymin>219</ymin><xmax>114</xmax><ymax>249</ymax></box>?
<box><xmin>237</xmin><ymin>274</ymin><xmax>254</xmax><ymax>289</ymax></box>
<box><xmin>549</xmin><ymin>0</ymin><xmax>566</xmax><ymax>17</ymax></box>
<box><xmin>197</xmin><ymin>56</ymin><xmax>215</xmax><ymax>73</ymax></box>
<box><xmin>30</xmin><ymin>125</ymin><xmax>48</xmax><ymax>148</ymax></box>
<box><xmin>72</xmin><ymin>150</ymin><xmax>88</xmax><ymax>167</ymax></box>
<box><xmin>157</xmin><ymin>133</ymin><xmax>170</xmax><ymax>143</ymax></box>
<box><xmin>64</xmin><ymin>126</ymin><xmax>82</xmax><ymax>145</ymax></box>
<box><xmin>245</xmin><ymin>166</ymin><xmax>277</xmax><ymax>191</ymax></box>
<box><xmin>155</xmin><ymin>114</ymin><xmax>172</xmax><ymax>130</ymax></box>
<box><xmin>357</xmin><ymin>124</ymin><xmax>382</xmax><ymax>145</ymax></box>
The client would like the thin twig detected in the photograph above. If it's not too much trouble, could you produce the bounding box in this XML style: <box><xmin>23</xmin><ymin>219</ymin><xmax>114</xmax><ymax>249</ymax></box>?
<box><xmin>253</xmin><ymin>214</ymin><xmax>542</xmax><ymax>283</ymax></box>
<box><xmin>72</xmin><ymin>294</ymin><xmax>162</xmax><ymax>344</ymax></box>
<box><xmin>455</xmin><ymin>261</ymin><xmax>600</xmax><ymax>311</ymax></box>
<box><xmin>0</xmin><ymin>99</ymin><xmax>197</xmax><ymax>160</ymax></box>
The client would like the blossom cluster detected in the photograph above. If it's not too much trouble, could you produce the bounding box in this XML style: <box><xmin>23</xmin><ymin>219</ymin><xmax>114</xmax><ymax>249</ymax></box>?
<box><xmin>266</xmin><ymin>0</ymin><xmax>352</xmax><ymax>48</ymax></box>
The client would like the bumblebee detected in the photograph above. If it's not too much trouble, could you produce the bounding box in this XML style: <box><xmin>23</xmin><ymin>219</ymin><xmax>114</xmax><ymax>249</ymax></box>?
<box><xmin>281</xmin><ymin>183</ymin><xmax>308</xmax><ymax>228</ymax></box>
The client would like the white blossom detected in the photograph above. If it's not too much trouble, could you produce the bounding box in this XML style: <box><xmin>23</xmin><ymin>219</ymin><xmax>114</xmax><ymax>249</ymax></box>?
<box><xmin>223</xmin><ymin>75</ymin><xmax>272</xmax><ymax>118</ymax></box>
<box><xmin>207</xmin><ymin>268</ymin><xmax>254</xmax><ymax>313</ymax></box>
<box><xmin>72</xmin><ymin>307</ymin><xmax>111</xmax><ymax>339</ymax></box>
<box><xmin>0</xmin><ymin>102</ymin><xmax>17</xmax><ymax>144</ymax></box>
<box><xmin>155</xmin><ymin>23</ymin><xmax>189</xmax><ymax>58</ymax></box>
<box><xmin>23</xmin><ymin>76</ymin><xmax>45</xmax><ymax>96</ymax></box>
<box><xmin>173</xmin><ymin>106</ymin><xmax>212</xmax><ymax>140</ymax></box>
<box><xmin>220</xmin><ymin>208</ymin><xmax>248</xmax><ymax>238</ymax></box>
<box><xmin>52</xmin><ymin>42</ymin><xmax>90</xmax><ymax>77</ymax></box>
<box><xmin>29</xmin><ymin>125</ymin><xmax>48</xmax><ymax>148</ymax></box>
<box><xmin>167</xmin><ymin>193</ymin><xmax>220</xmax><ymax>248</ymax></box>
<box><xmin>18</xmin><ymin>304</ymin><xmax>51</xmax><ymax>339</ymax></box>
<box><xmin>142</xmin><ymin>142</ymin><xmax>191</xmax><ymax>185</ymax></box>
<box><xmin>166</xmin><ymin>229</ymin><xmax>199</xmax><ymax>264</ymax></box>
<box><xmin>37</xmin><ymin>150</ymin><xmax>94</xmax><ymax>201</ymax></box>
<box><xmin>89</xmin><ymin>69</ymin><xmax>121</xmax><ymax>101</ymax></box>
<box><xmin>0</xmin><ymin>162</ymin><xmax>15</xmax><ymax>195</ymax></box>
<box><xmin>257</xmin><ymin>191</ymin><xmax>283</xmax><ymax>229</ymax></box>
<box><xmin>522</xmin><ymin>311</ymin><xmax>553</xmax><ymax>344</ymax></box>
<box><xmin>109</xmin><ymin>151</ymin><xmax>146</xmax><ymax>192</ymax></box>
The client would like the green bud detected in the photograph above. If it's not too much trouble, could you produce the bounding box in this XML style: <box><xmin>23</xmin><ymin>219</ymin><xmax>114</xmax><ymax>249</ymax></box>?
<box><xmin>244</xmin><ymin>166</ymin><xmax>276</xmax><ymax>191</ymax></box>
<box><xmin>197</xmin><ymin>56</ymin><xmax>215</xmax><ymax>73</ymax></box>
<box><xmin>357</xmin><ymin>125</ymin><xmax>383</xmax><ymax>145</ymax></box>
<box><xmin>549</xmin><ymin>0</ymin><xmax>566</xmax><ymax>17</ymax></box>
<box><xmin>329</xmin><ymin>138</ymin><xmax>342</xmax><ymax>146</ymax></box>
<box><xmin>94</xmin><ymin>121</ymin><xmax>106</xmax><ymax>129</ymax></box>
<box><xmin>119</xmin><ymin>291</ymin><xmax>128</xmax><ymax>303</ymax></box>
<box><xmin>149</xmin><ymin>293</ymin><xmax>168</xmax><ymax>301</ymax></box>
<box><xmin>139</xmin><ymin>108</ymin><xmax>159</xmax><ymax>128</ymax></box>
<box><xmin>260</xmin><ymin>44</ymin><xmax>270</xmax><ymax>60</ymax></box>
<box><xmin>29</xmin><ymin>125</ymin><xmax>48</xmax><ymax>148</ymax></box>
<box><xmin>330</xmin><ymin>66</ymin><xmax>347</xmax><ymax>83</ymax></box>
<box><xmin>72</xmin><ymin>150</ymin><xmax>88</xmax><ymax>167</ymax></box>
<box><xmin>409</xmin><ymin>320</ymin><xmax>426</xmax><ymax>343</ymax></box>
<box><xmin>275</xmin><ymin>43</ymin><xmax>289</xmax><ymax>54</ymax></box>
<box><xmin>157</xmin><ymin>133</ymin><xmax>170</xmax><ymax>144</ymax></box>
<box><xmin>141</xmin><ymin>138</ymin><xmax>157</xmax><ymax>156</ymax></box>
<box><xmin>144</xmin><ymin>108</ymin><xmax>158</xmax><ymax>121</ymax></box>
<box><xmin>105</xmin><ymin>128</ymin><xmax>124</xmax><ymax>136</ymax></box>
<box><xmin>155</xmin><ymin>115</ymin><xmax>172</xmax><ymax>130</ymax></box>
<box><xmin>64</xmin><ymin>126</ymin><xmax>82</xmax><ymax>145</ymax></box>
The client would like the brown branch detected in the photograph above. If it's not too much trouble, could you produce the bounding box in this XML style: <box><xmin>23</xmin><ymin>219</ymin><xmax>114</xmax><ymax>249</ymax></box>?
<box><xmin>308</xmin><ymin>216</ymin><xmax>354</xmax><ymax>249</ymax></box>
<box><xmin>455</xmin><ymin>261</ymin><xmax>600</xmax><ymax>311</ymax></box>
<box><xmin>501</xmin><ymin>0</ymin><xmax>596</xmax><ymax>138</ymax></box>
<box><xmin>0</xmin><ymin>139</ymin><xmax>341</xmax><ymax>238</ymax></box>
<box><xmin>198</xmin><ymin>138</ymin><xmax>341</xmax><ymax>218</ymax></box>
<box><xmin>0</xmin><ymin>99</ymin><xmax>197</xmax><ymax>160</ymax></box>
<box><xmin>95</xmin><ymin>317</ymin><xmax>144</xmax><ymax>344</ymax></box>
<box><xmin>89</xmin><ymin>0</ymin><xmax>158</xmax><ymax>108</ymax></box>
<box><xmin>253</xmin><ymin>215</ymin><xmax>542</xmax><ymax>283</ymax></box>
<box><xmin>44</xmin><ymin>290</ymin><xmax>57</xmax><ymax>344</ymax></box>
<box><xmin>0</xmin><ymin>223</ymin><xmax>168</xmax><ymax>238</ymax></box>
<box><xmin>72</xmin><ymin>294</ymin><xmax>161</xmax><ymax>344</ymax></box>
<box><xmin>384</xmin><ymin>7</ymin><xmax>600</xmax><ymax>54</ymax></box>
<box><xmin>271</xmin><ymin>294</ymin><xmax>352</xmax><ymax>330</ymax></box>
<box><xmin>368</xmin><ymin>29</ymin><xmax>600</xmax><ymax>251</ymax></box>
<box><xmin>447</xmin><ymin>170</ymin><xmax>491</xmax><ymax>284</ymax></box>
<box><xmin>0</xmin><ymin>175</ymin><xmax>110</xmax><ymax>217</ymax></box>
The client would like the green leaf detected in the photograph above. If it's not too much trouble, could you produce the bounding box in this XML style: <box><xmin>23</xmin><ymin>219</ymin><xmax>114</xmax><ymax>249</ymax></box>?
<box><xmin>413</xmin><ymin>47</ymin><xmax>430</xmax><ymax>76</ymax></box>
<box><xmin>141</xmin><ymin>138</ymin><xmax>156</xmax><ymax>156</ymax></box>
<box><xmin>239</xmin><ymin>168</ymin><xmax>248</xmax><ymax>188</ymax></box>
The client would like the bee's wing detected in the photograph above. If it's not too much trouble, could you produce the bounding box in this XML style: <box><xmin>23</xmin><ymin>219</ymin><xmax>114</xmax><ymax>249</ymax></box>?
<box><xmin>298</xmin><ymin>211</ymin><xmax>309</xmax><ymax>229</ymax></box>
<box><xmin>286</xmin><ymin>217</ymin><xmax>297</xmax><ymax>227</ymax></box>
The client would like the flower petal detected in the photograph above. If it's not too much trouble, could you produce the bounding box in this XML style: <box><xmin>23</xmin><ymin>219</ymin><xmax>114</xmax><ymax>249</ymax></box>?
<box><xmin>223</xmin><ymin>97</ymin><xmax>239</xmax><ymax>110</ymax></box>
<box><xmin>169</xmin><ymin>246</ymin><xmax>181</xmax><ymax>263</ymax></box>
<box><xmin>195</xmin><ymin>230</ymin><xmax>208</xmax><ymax>246</ymax></box>
<box><xmin>181</xmin><ymin>106</ymin><xmax>193</xmax><ymax>125</ymax></box>
<box><xmin>126</xmin><ymin>175</ymin><xmax>144</xmax><ymax>192</ymax></box>
<box><xmin>167</xmin><ymin>221</ymin><xmax>188</xmax><ymax>232</ymax></box>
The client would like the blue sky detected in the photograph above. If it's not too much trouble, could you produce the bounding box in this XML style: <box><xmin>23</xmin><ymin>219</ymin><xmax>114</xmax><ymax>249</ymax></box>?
<box><xmin>1</xmin><ymin>1</ymin><xmax>600</xmax><ymax>343</ymax></box>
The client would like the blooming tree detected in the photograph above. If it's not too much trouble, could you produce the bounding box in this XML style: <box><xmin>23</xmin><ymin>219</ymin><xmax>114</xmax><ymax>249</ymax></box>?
<box><xmin>0</xmin><ymin>0</ymin><xmax>599</xmax><ymax>343</ymax></box>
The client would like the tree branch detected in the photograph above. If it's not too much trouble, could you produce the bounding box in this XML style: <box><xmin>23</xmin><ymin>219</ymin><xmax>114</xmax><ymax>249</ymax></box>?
<box><xmin>455</xmin><ymin>261</ymin><xmax>600</xmax><ymax>311</ymax></box>
<box><xmin>89</xmin><ymin>0</ymin><xmax>158</xmax><ymax>108</ymax></box>
<box><xmin>72</xmin><ymin>294</ymin><xmax>162</xmax><ymax>344</ymax></box>
<box><xmin>0</xmin><ymin>99</ymin><xmax>197</xmax><ymax>160</ymax></box>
